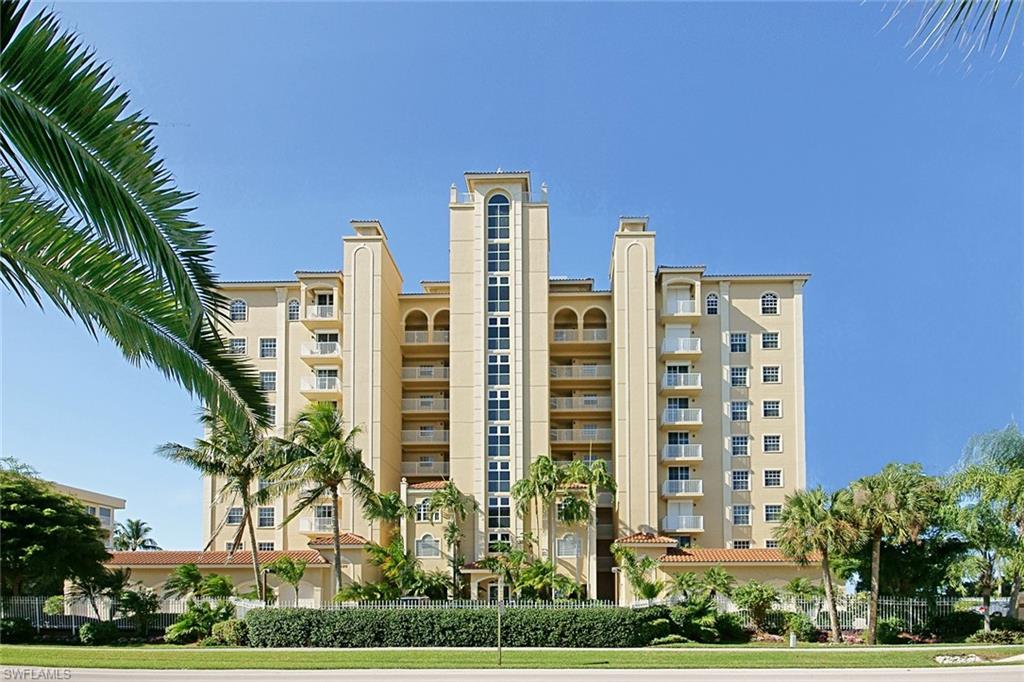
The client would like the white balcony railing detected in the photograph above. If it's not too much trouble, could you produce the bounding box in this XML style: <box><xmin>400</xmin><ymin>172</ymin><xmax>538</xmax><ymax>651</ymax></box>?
<box><xmin>553</xmin><ymin>329</ymin><xmax>578</xmax><ymax>342</ymax></box>
<box><xmin>582</xmin><ymin>328</ymin><xmax>609</xmax><ymax>342</ymax></box>
<box><xmin>401</xmin><ymin>461</ymin><xmax>450</xmax><ymax>477</ymax></box>
<box><xmin>301</xmin><ymin>376</ymin><xmax>339</xmax><ymax>391</ymax></box>
<box><xmin>404</xmin><ymin>330</ymin><xmax>450</xmax><ymax>344</ymax></box>
<box><xmin>662</xmin><ymin>479</ymin><xmax>704</xmax><ymax>496</ymax></box>
<box><xmin>552</xmin><ymin>328</ymin><xmax>609</xmax><ymax>343</ymax></box>
<box><xmin>401</xmin><ymin>366</ymin><xmax>450</xmax><ymax>380</ymax></box>
<box><xmin>662</xmin><ymin>515</ymin><xmax>705</xmax><ymax>532</ymax></box>
<box><xmin>662</xmin><ymin>408</ymin><xmax>702</xmax><ymax>425</ymax></box>
<box><xmin>662</xmin><ymin>337</ymin><xmax>702</xmax><ymax>354</ymax></box>
<box><xmin>402</xmin><ymin>398</ymin><xmax>450</xmax><ymax>412</ymax></box>
<box><xmin>550</xmin><ymin>396</ymin><xmax>612</xmax><ymax>411</ymax></box>
<box><xmin>401</xmin><ymin>430</ymin><xmax>450</xmax><ymax>443</ymax></box>
<box><xmin>661</xmin><ymin>444</ymin><xmax>703</xmax><ymax>461</ymax></box>
<box><xmin>549</xmin><ymin>365</ymin><xmax>612</xmax><ymax>380</ymax></box>
<box><xmin>662</xmin><ymin>372</ymin><xmax>702</xmax><ymax>389</ymax></box>
<box><xmin>664</xmin><ymin>300</ymin><xmax>697</xmax><ymax>315</ymax></box>
<box><xmin>550</xmin><ymin>428</ymin><xmax>612</xmax><ymax>442</ymax></box>
<box><xmin>298</xmin><ymin>517</ymin><xmax>335</xmax><ymax>533</ymax></box>
<box><xmin>301</xmin><ymin>342</ymin><xmax>340</xmax><ymax>357</ymax></box>
<box><xmin>305</xmin><ymin>305</ymin><xmax>335</xmax><ymax>320</ymax></box>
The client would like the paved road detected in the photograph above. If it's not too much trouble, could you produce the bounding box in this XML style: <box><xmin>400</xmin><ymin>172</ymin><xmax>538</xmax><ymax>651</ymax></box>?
<box><xmin>4</xmin><ymin>669</ymin><xmax>1020</xmax><ymax>682</ymax></box>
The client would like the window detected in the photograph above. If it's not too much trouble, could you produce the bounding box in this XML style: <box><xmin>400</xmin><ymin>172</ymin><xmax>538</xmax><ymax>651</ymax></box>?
<box><xmin>762</xmin><ymin>366</ymin><xmax>781</xmax><ymax>383</ymax></box>
<box><xmin>732</xmin><ymin>505</ymin><xmax>751</xmax><ymax>526</ymax></box>
<box><xmin>487</xmin><ymin>317</ymin><xmax>510</xmax><ymax>350</ymax></box>
<box><xmin>226</xmin><ymin>507</ymin><xmax>243</xmax><ymax>525</ymax></box>
<box><xmin>668</xmin><ymin>466</ymin><xmax>691</xmax><ymax>481</ymax></box>
<box><xmin>488</xmin><ymin>425</ymin><xmax>510</xmax><ymax>457</ymax></box>
<box><xmin>487</xmin><ymin>354</ymin><xmax>510</xmax><ymax>385</ymax></box>
<box><xmin>488</xmin><ymin>496</ymin><xmax>510</xmax><ymax>529</ymax></box>
<box><xmin>731</xmin><ymin>470</ymin><xmax>750</xmax><ymax>491</ymax></box>
<box><xmin>731</xmin><ymin>435</ymin><xmax>749</xmax><ymax>456</ymax></box>
<box><xmin>730</xmin><ymin>366</ymin><xmax>748</xmax><ymax>387</ymax></box>
<box><xmin>415</xmin><ymin>534</ymin><xmax>441</xmax><ymax>558</ymax></box>
<box><xmin>763</xmin><ymin>400</ymin><xmax>782</xmax><ymax>418</ymax></box>
<box><xmin>705</xmin><ymin>293</ymin><xmax>719</xmax><ymax>315</ymax></box>
<box><xmin>676</xmin><ymin>536</ymin><xmax>692</xmax><ymax>548</ymax></box>
<box><xmin>765</xmin><ymin>504</ymin><xmax>783</xmax><ymax>523</ymax></box>
<box><xmin>762</xmin><ymin>332</ymin><xmax>780</xmax><ymax>349</ymax></box>
<box><xmin>487</xmin><ymin>243</ymin><xmax>510</xmax><ymax>272</ymax></box>
<box><xmin>314</xmin><ymin>504</ymin><xmax>334</xmax><ymax>519</ymax></box>
<box><xmin>556</xmin><ymin>534</ymin><xmax>580</xmax><ymax>558</ymax></box>
<box><xmin>258</xmin><ymin>478</ymin><xmax>272</xmax><ymax>492</ymax></box>
<box><xmin>257</xmin><ymin>542</ymin><xmax>275</xmax><ymax>551</ymax></box>
<box><xmin>668</xmin><ymin>432</ymin><xmax>690</xmax><ymax>445</ymax></box>
<box><xmin>730</xmin><ymin>401</ymin><xmax>749</xmax><ymax>421</ymax></box>
<box><xmin>287</xmin><ymin>299</ymin><xmax>300</xmax><ymax>321</ymax></box>
<box><xmin>260</xmin><ymin>371</ymin><xmax>277</xmax><ymax>392</ymax></box>
<box><xmin>488</xmin><ymin>532</ymin><xmax>511</xmax><ymax>553</ymax></box>
<box><xmin>259</xmin><ymin>338</ymin><xmax>277</xmax><ymax>359</ymax></box>
<box><xmin>732</xmin><ymin>540</ymin><xmax>752</xmax><ymax>550</ymax></box>
<box><xmin>488</xmin><ymin>389</ymin><xmax>510</xmax><ymax>421</ymax></box>
<box><xmin>258</xmin><ymin>507</ymin><xmax>275</xmax><ymax>528</ymax></box>
<box><xmin>229</xmin><ymin>299</ymin><xmax>247</xmax><ymax>321</ymax></box>
<box><xmin>760</xmin><ymin>292</ymin><xmax>779</xmax><ymax>315</ymax></box>
<box><xmin>267</xmin><ymin>405</ymin><xmax>276</xmax><ymax>426</ymax></box>
<box><xmin>488</xmin><ymin>460</ymin><xmax>510</xmax><ymax>493</ymax></box>
<box><xmin>228</xmin><ymin>338</ymin><xmax>246</xmax><ymax>355</ymax></box>
<box><xmin>729</xmin><ymin>332</ymin><xmax>748</xmax><ymax>353</ymax></box>
<box><xmin>415</xmin><ymin>500</ymin><xmax>439</xmax><ymax>522</ymax></box>
<box><xmin>487</xmin><ymin>275</ymin><xmax>510</xmax><ymax>312</ymax></box>
<box><xmin>486</xmin><ymin>194</ymin><xmax>510</xmax><ymax>240</ymax></box>
<box><xmin>763</xmin><ymin>435</ymin><xmax>782</xmax><ymax>453</ymax></box>
<box><xmin>765</xmin><ymin>539</ymin><xmax>779</xmax><ymax>549</ymax></box>
<box><xmin>225</xmin><ymin>542</ymin><xmax>243</xmax><ymax>551</ymax></box>
<box><xmin>764</xmin><ymin>469</ymin><xmax>783</xmax><ymax>487</ymax></box>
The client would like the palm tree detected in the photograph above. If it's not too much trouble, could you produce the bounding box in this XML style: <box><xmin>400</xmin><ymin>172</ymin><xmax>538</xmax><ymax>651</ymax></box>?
<box><xmin>270</xmin><ymin>403</ymin><xmax>373</xmax><ymax>592</ymax></box>
<box><xmin>157</xmin><ymin>411</ymin><xmax>278</xmax><ymax>601</ymax></box>
<box><xmin>773</xmin><ymin>487</ymin><xmax>862</xmax><ymax>644</ymax></box>
<box><xmin>886</xmin><ymin>0</ymin><xmax>1022</xmax><ymax>65</ymax></box>
<box><xmin>162</xmin><ymin>563</ymin><xmax>203</xmax><ymax>600</ymax></box>
<box><xmin>557</xmin><ymin>458</ymin><xmax>617</xmax><ymax>596</ymax></box>
<box><xmin>266</xmin><ymin>556</ymin><xmax>307</xmax><ymax>606</ymax></box>
<box><xmin>611</xmin><ymin>545</ymin><xmax>663</xmax><ymax>603</ymax></box>
<box><xmin>782</xmin><ymin>577</ymin><xmax>822</xmax><ymax>601</ymax></box>
<box><xmin>700</xmin><ymin>565</ymin><xmax>735</xmax><ymax>599</ymax></box>
<box><xmin>67</xmin><ymin>568</ymin><xmax>131</xmax><ymax>619</ymax></box>
<box><xmin>850</xmin><ymin>463</ymin><xmax>943</xmax><ymax>644</ymax></box>
<box><xmin>363</xmin><ymin>491</ymin><xmax>412</xmax><ymax>526</ymax></box>
<box><xmin>668</xmin><ymin>571</ymin><xmax>702</xmax><ymax>601</ymax></box>
<box><xmin>0</xmin><ymin>0</ymin><xmax>267</xmax><ymax>430</ymax></box>
<box><xmin>511</xmin><ymin>455</ymin><xmax>561</xmax><ymax>562</ymax></box>
<box><xmin>428</xmin><ymin>480</ymin><xmax>475</xmax><ymax>598</ymax></box>
<box><xmin>113</xmin><ymin>519</ymin><xmax>161</xmax><ymax>551</ymax></box>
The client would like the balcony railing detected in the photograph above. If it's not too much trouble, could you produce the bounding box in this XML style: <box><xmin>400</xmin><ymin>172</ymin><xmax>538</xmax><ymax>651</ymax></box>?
<box><xmin>553</xmin><ymin>329</ymin><xmax>577</xmax><ymax>342</ymax></box>
<box><xmin>301</xmin><ymin>342</ymin><xmax>340</xmax><ymax>357</ymax></box>
<box><xmin>552</xmin><ymin>328</ymin><xmax>609</xmax><ymax>343</ymax></box>
<box><xmin>662</xmin><ymin>338</ymin><xmax>701</xmax><ymax>354</ymax></box>
<box><xmin>662</xmin><ymin>479</ymin><xmax>704</xmax><ymax>496</ymax></box>
<box><xmin>301</xmin><ymin>376</ymin><xmax>339</xmax><ymax>391</ymax></box>
<box><xmin>402</xmin><ymin>398</ymin><xmax>449</xmax><ymax>412</ymax></box>
<box><xmin>661</xmin><ymin>444</ymin><xmax>703</xmax><ymax>461</ymax></box>
<box><xmin>305</xmin><ymin>305</ymin><xmax>335</xmax><ymax>320</ymax></box>
<box><xmin>661</xmin><ymin>408</ymin><xmax>702</xmax><ymax>425</ymax></box>
<box><xmin>404</xmin><ymin>330</ymin><xmax>450</xmax><ymax>344</ymax></box>
<box><xmin>550</xmin><ymin>428</ymin><xmax>612</xmax><ymax>442</ymax></box>
<box><xmin>550</xmin><ymin>396</ymin><xmax>612</xmax><ymax>411</ymax></box>
<box><xmin>582</xmin><ymin>328</ymin><xmax>609</xmax><ymax>342</ymax></box>
<box><xmin>401</xmin><ymin>461</ymin><xmax>450</xmax><ymax>477</ymax></box>
<box><xmin>664</xmin><ymin>300</ymin><xmax>697</xmax><ymax>315</ymax></box>
<box><xmin>401</xmin><ymin>430</ymin><xmax>450</xmax><ymax>443</ymax></box>
<box><xmin>662</xmin><ymin>372</ymin><xmax>701</xmax><ymax>389</ymax></box>
<box><xmin>402</xmin><ymin>366</ymin><xmax>450</xmax><ymax>380</ymax></box>
<box><xmin>662</xmin><ymin>515</ymin><xmax>704</xmax><ymax>532</ymax></box>
<box><xmin>298</xmin><ymin>517</ymin><xmax>335</xmax><ymax>533</ymax></box>
<box><xmin>550</xmin><ymin>365</ymin><xmax>612</xmax><ymax>380</ymax></box>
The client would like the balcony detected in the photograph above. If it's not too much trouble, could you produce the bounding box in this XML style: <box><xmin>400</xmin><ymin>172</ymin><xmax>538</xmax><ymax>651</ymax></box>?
<box><xmin>661</xmin><ymin>372</ymin><xmax>702</xmax><ymax>391</ymax></box>
<box><xmin>662</xmin><ymin>300</ymin><xmax>698</xmax><ymax>317</ymax></box>
<box><xmin>403</xmin><ymin>330</ymin><xmax>450</xmax><ymax>345</ymax></box>
<box><xmin>401</xmin><ymin>461</ymin><xmax>450</xmax><ymax>477</ymax></box>
<box><xmin>661</xmin><ymin>337</ymin><xmax>702</xmax><ymax>356</ymax></box>
<box><xmin>401</xmin><ymin>429</ymin><xmax>450</xmax><ymax>444</ymax></box>
<box><xmin>549</xmin><ymin>365</ymin><xmax>612</xmax><ymax>382</ymax></box>
<box><xmin>661</xmin><ymin>444</ymin><xmax>703</xmax><ymax>462</ymax></box>
<box><xmin>304</xmin><ymin>305</ymin><xmax>336</xmax><ymax>321</ymax></box>
<box><xmin>550</xmin><ymin>428</ymin><xmax>612</xmax><ymax>443</ymax></box>
<box><xmin>300</xmin><ymin>342</ymin><xmax>340</xmax><ymax>361</ymax></box>
<box><xmin>661</xmin><ymin>515</ymin><xmax>705</xmax><ymax>533</ymax></box>
<box><xmin>298</xmin><ymin>517</ymin><xmax>335</xmax><ymax>534</ymax></box>
<box><xmin>661</xmin><ymin>479</ymin><xmax>704</xmax><ymax>497</ymax></box>
<box><xmin>300</xmin><ymin>376</ymin><xmax>340</xmax><ymax>393</ymax></box>
<box><xmin>661</xmin><ymin>408</ymin><xmax>702</xmax><ymax>427</ymax></box>
<box><xmin>552</xmin><ymin>328</ymin><xmax>609</xmax><ymax>343</ymax></box>
<box><xmin>401</xmin><ymin>366</ymin><xmax>450</xmax><ymax>382</ymax></box>
<box><xmin>402</xmin><ymin>398</ymin><xmax>449</xmax><ymax>413</ymax></box>
<box><xmin>549</xmin><ymin>396</ymin><xmax>612</xmax><ymax>412</ymax></box>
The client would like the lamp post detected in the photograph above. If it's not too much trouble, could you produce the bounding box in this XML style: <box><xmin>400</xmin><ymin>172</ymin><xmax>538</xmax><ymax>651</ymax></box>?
<box><xmin>611</xmin><ymin>566</ymin><xmax>620</xmax><ymax>606</ymax></box>
<box><xmin>261</xmin><ymin>568</ymin><xmax>271</xmax><ymax>606</ymax></box>
<box><xmin>497</xmin><ymin>574</ymin><xmax>505</xmax><ymax>666</ymax></box>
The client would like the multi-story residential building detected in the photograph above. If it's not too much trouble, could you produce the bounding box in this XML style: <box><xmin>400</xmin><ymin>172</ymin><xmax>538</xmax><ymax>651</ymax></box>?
<box><xmin>52</xmin><ymin>483</ymin><xmax>126</xmax><ymax>549</ymax></box>
<box><xmin>112</xmin><ymin>170</ymin><xmax>814</xmax><ymax>602</ymax></box>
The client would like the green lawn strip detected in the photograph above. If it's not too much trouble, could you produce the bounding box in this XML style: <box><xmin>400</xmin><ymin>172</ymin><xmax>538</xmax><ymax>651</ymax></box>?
<box><xmin>1</xmin><ymin>645</ymin><xmax>1023</xmax><ymax>669</ymax></box>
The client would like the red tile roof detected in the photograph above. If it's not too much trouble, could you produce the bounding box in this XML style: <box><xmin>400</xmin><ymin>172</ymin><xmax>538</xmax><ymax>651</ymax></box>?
<box><xmin>408</xmin><ymin>480</ymin><xmax>448</xmax><ymax>490</ymax></box>
<box><xmin>306</xmin><ymin>533</ymin><xmax>368</xmax><ymax>547</ymax></box>
<box><xmin>616</xmin><ymin>532</ymin><xmax>678</xmax><ymax>546</ymax></box>
<box><xmin>659</xmin><ymin>548</ymin><xmax>801</xmax><ymax>564</ymax></box>
<box><xmin>105</xmin><ymin>550</ymin><xmax>328</xmax><ymax>566</ymax></box>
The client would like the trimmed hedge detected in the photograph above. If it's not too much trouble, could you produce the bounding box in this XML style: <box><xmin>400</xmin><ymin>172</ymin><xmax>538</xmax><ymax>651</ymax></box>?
<box><xmin>0</xmin><ymin>617</ymin><xmax>34</xmax><ymax>644</ymax></box>
<box><xmin>245</xmin><ymin>607</ymin><xmax>667</xmax><ymax>648</ymax></box>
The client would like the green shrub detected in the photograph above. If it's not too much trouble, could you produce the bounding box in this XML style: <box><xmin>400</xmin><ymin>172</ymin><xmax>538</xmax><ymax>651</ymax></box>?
<box><xmin>164</xmin><ymin>600</ymin><xmax>235</xmax><ymax>645</ymax></box>
<box><xmin>876</xmin><ymin>616</ymin><xmax>907</xmax><ymax>645</ymax></box>
<box><xmin>990</xmin><ymin>615</ymin><xmax>1024</xmax><ymax>633</ymax></box>
<box><xmin>79</xmin><ymin>621</ymin><xmax>120</xmax><ymax>645</ymax></box>
<box><xmin>0</xmin><ymin>617</ymin><xmax>34</xmax><ymax>643</ymax></box>
<box><xmin>646</xmin><ymin>618</ymin><xmax>672</xmax><ymax>642</ymax></box>
<box><xmin>714</xmin><ymin>612</ymin><xmax>751</xmax><ymax>643</ymax></box>
<box><xmin>210</xmin><ymin>618</ymin><xmax>248</xmax><ymax>646</ymax></box>
<box><xmin>669</xmin><ymin>598</ymin><xmax>719</xmax><ymax>643</ymax></box>
<box><xmin>965</xmin><ymin>629</ymin><xmax>1024</xmax><ymax>644</ymax></box>
<box><xmin>783</xmin><ymin>611</ymin><xmax>818</xmax><ymax>642</ymax></box>
<box><xmin>245</xmin><ymin>607</ymin><xmax>667</xmax><ymax>648</ymax></box>
<box><xmin>649</xmin><ymin>634</ymin><xmax>688</xmax><ymax>645</ymax></box>
<box><xmin>925</xmin><ymin>611</ymin><xmax>983</xmax><ymax>641</ymax></box>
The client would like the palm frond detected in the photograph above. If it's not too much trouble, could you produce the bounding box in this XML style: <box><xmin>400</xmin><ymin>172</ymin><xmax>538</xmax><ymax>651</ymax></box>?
<box><xmin>890</xmin><ymin>0</ymin><xmax>1021</xmax><ymax>63</ymax></box>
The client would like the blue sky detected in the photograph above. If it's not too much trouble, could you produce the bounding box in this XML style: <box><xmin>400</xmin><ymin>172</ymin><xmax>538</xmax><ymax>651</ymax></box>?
<box><xmin>2</xmin><ymin>2</ymin><xmax>1021</xmax><ymax>549</ymax></box>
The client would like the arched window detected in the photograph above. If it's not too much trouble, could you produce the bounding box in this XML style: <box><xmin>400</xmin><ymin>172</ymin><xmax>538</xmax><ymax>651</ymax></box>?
<box><xmin>287</xmin><ymin>299</ymin><xmax>300</xmax><ymax>321</ymax></box>
<box><xmin>415</xmin><ymin>500</ymin><xmax>436</xmax><ymax>522</ymax></box>
<box><xmin>760</xmin><ymin>292</ymin><xmax>779</xmax><ymax>315</ymax></box>
<box><xmin>705</xmin><ymin>293</ymin><xmax>719</xmax><ymax>316</ymax></box>
<box><xmin>486</xmin><ymin>194</ymin><xmax>510</xmax><ymax>240</ymax></box>
<box><xmin>415</xmin><ymin>534</ymin><xmax>441</xmax><ymax>558</ymax></box>
<box><xmin>556</xmin><ymin>533</ymin><xmax>579</xmax><ymax>558</ymax></box>
<box><xmin>229</xmin><ymin>299</ymin><xmax>247</xmax><ymax>321</ymax></box>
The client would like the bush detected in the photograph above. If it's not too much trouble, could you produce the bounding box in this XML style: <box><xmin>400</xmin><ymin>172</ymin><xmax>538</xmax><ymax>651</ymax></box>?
<box><xmin>782</xmin><ymin>611</ymin><xmax>818</xmax><ymax>642</ymax></box>
<box><xmin>79</xmin><ymin>621</ymin><xmax>120</xmax><ymax>646</ymax></box>
<box><xmin>646</xmin><ymin>618</ymin><xmax>672</xmax><ymax>642</ymax></box>
<box><xmin>649</xmin><ymin>634</ymin><xmax>688</xmax><ymax>645</ymax></box>
<box><xmin>210</xmin><ymin>618</ymin><xmax>248</xmax><ymax>646</ymax></box>
<box><xmin>0</xmin><ymin>617</ymin><xmax>34</xmax><ymax>644</ymax></box>
<box><xmin>876</xmin><ymin>616</ymin><xmax>907</xmax><ymax>645</ymax></box>
<box><xmin>246</xmin><ymin>607</ymin><xmax>668</xmax><ymax>648</ymax></box>
<box><xmin>165</xmin><ymin>600</ymin><xmax>235</xmax><ymax>645</ymax></box>
<box><xmin>965</xmin><ymin>629</ymin><xmax>1024</xmax><ymax>644</ymax></box>
<box><xmin>714</xmin><ymin>612</ymin><xmax>751</xmax><ymax>643</ymax></box>
<box><xmin>990</xmin><ymin>615</ymin><xmax>1024</xmax><ymax>632</ymax></box>
<box><xmin>925</xmin><ymin>611</ymin><xmax>983</xmax><ymax>641</ymax></box>
<box><xmin>731</xmin><ymin>581</ymin><xmax>780</xmax><ymax>632</ymax></box>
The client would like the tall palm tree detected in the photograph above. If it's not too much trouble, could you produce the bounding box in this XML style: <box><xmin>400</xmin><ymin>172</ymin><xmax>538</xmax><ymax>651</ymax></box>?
<box><xmin>428</xmin><ymin>480</ymin><xmax>475</xmax><ymax>598</ymax></box>
<box><xmin>113</xmin><ymin>519</ymin><xmax>161</xmax><ymax>551</ymax></box>
<box><xmin>511</xmin><ymin>455</ymin><xmax>561</xmax><ymax>562</ymax></box>
<box><xmin>0</xmin><ymin>0</ymin><xmax>267</xmax><ymax>430</ymax></box>
<box><xmin>556</xmin><ymin>458</ymin><xmax>616</xmax><ymax>596</ymax></box>
<box><xmin>270</xmin><ymin>403</ymin><xmax>373</xmax><ymax>592</ymax></box>
<box><xmin>773</xmin><ymin>487</ymin><xmax>862</xmax><ymax>643</ymax></box>
<box><xmin>363</xmin><ymin>491</ymin><xmax>412</xmax><ymax>526</ymax></box>
<box><xmin>850</xmin><ymin>463</ymin><xmax>943</xmax><ymax>644</ymax></box>
<box><xmin>157</xmin><ymin>411</ymin><xmax>278</xmax><ymax>601</ymax></box>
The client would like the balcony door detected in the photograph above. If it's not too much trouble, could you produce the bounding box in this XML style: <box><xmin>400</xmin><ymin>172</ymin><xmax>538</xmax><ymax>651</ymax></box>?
<box><xmin>667</xmin><ymin>500</ymin><xmax>693</xmax><ymax>518</ymax></box>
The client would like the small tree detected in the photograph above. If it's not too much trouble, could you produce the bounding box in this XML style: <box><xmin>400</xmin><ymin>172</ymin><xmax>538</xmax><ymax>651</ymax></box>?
<box><xmin>668</xmin><ymin>571</ymin><xmax>702</xmax><ymax>601</ymax></box>
<box><xmin>266</xmin><ymin>556</ymin><xmax>307</xmax><ymax>605</ymax></box>
<box><xmin>162</xmin><ymin>564</ymin><xmax>203</xmax><ymax>600</ymax></box>
<box><xmin>113</xmin><ymin>519</ymin><xmax>161</xmax><ymax>551</ymax></box>
<box><xmin>67</xmin><ymin>568</ymin><xmax>131</xmax><ymax>619</ymax></box>
<box><xmin>428</xmin><ymin>480</ymin><xmax>475</xmax><ymax>597</ymax></box>
<box><xmin>732</xmin><ymin>580</ymin><xmax>780</xmax><ymax>632</ymax></box>
<box><xmin>783</xmin><ymin>577</ymin><xmax>822</xmax><ymax>601</ymax></box>
<box><xmin>117</xmin><ymin>585</ymin><xmax>161</xmax><ymax>635</ymax></box>
<box><xmin>700</xmin><ymin>566</ymin><xmax>736</xmax><ymax>599</ymax></box>
<box><xmin>612</xmin><ymin>545</ymin><xmax>663</xmax><ymax>602</ymax></box>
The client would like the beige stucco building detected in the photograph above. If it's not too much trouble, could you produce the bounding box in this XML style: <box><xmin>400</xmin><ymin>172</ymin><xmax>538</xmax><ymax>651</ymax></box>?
<box><xmin>115</xmin><ymin>171</ymin><xmax>811</xmax><ymax>602</ymax></box>
<box><xmin>52</xmin><ymin>483</ymin><xmax>125</xmax><ymax>549</ymax></box>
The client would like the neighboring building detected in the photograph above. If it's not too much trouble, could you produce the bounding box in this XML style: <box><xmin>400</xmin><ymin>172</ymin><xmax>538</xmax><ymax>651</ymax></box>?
<box><xmin>121</xmin><ymin>171</ymin><xmax>810</xmax><ymax>602</ymax></box>
<box><xmin>52</xmin><ymin>483</ymin><xmax>126</xmax><ymax>549</ymax></box>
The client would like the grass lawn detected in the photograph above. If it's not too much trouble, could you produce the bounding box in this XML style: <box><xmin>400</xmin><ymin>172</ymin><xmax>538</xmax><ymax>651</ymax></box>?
<box><xmin>1</xmin><ymin>644</ymin><xmax>1023</xmax><ymax>669</ymax></box>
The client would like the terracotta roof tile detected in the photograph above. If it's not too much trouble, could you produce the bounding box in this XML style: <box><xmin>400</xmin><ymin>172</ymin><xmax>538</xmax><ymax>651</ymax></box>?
<box><xmin>306</xmin><ymin>533</ymin><xmax>368</xmax><ymax>547</ymax></box>
<box><xmin>659</xmin><ymin>548</ymin><xmax>801</xmax><ymax>564</ymax></box>
<box><xmin>616</xmin><ymin>532</ymin><xmax>678</xmax><ymax>546</ymax></box>
<box><xmin>105</xmin><ymin>550</ymin><xmax>328</xmax><ymax>566</ymax></box>
<box><xmin>408</xmin><ymin>480</ymin><xmax>448</xmax><ymax>490</ymax></box>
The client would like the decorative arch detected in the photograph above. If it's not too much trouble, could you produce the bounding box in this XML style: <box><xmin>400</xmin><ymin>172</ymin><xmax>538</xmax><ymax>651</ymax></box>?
<box><xmin>229</xmin><ymin>299</ymin><xmax>247</xmax><ymax>321</ymax></box>
<box><xmin>581</xmin><ymin>306</ymin><xmax>608</xmax><ymax>330</ymax></box>
<box><xmin>486</xmin><ymin>193</ymin><xmax>511</xmax><ymax>240</ymax></box>
<box><xmin>552</xmin><ymin>307</ymin><xmax>579</xmax><ymax>330</ymax></box>
<box><xmin>287</xmin><ymin>298</ymin><xmax>300</xmax><ymax>320</ymax></box>
<box><xmin>760</xmin><ymin>292</ymin><xmax>779</xmax><ymax>315</ymax></box>
<box><xmin>432</xmin><ymin>309</ymin><xmax>450</xmax><ymax>331</ymax></box>
<box><xmin>403</xmin><ymin>309</ymin><xmax>429</xmax><ymax>331</ymax></box>
<box><xmin>705</xmin><ymin>292</ymin><xmax>719</xmax><ymax>315</ymax></box>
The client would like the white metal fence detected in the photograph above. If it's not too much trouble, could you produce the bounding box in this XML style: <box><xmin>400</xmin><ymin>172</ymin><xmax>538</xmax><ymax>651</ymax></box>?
<box><xmin>0</xmin><ymin>596</ymin><xmax>263</xmax><ymax>632</ymax></box>
<box><xmin>319</xmin><ymin>599</ymin><xmax>618</xmax><ymax>610</ymax></box>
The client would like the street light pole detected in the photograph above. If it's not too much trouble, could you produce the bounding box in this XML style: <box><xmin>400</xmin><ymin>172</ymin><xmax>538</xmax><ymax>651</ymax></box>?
<box><xmin>497</xmin><ymin>574</ymin><xmax>504</xmax><ymax>666</ymax></box>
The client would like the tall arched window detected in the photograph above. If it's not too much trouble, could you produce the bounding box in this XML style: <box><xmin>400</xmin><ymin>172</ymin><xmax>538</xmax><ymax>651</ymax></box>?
<box><xmin>415</xmin><ymin>534</ymin><xmax>441</xmax><ymax>557</ymax></box>
<box><xmin>705</xmin><ymin>293</ymin><xmax>719</xmax><ymax>316</ymax></box>
<box><xmin>229</xmin><ymin>299</ymin><xmax>247</xmax><ymax>321</ymax></box>
<box><xmin>760</xmin><ymin>292</ymin><xmax>779</xmax><ymax>315</ymax></box>
<box><xmin>287</xmin><ymin>299</ymin><xmax>300</xmax><ymax>321</ymax></box>
<box><xmin>486</xmin><ymin>194</ymin><xmax>510</xmax><ymax>240</ymax></box>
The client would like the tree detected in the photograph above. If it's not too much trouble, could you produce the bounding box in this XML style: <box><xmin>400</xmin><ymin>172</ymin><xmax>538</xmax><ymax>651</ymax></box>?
<box><xmin>0</xmin><ymin>470</ymin><xmax>110</xmax><ymax>595</ymax></box>
<box><xmin>270</xmin><ymin>403</ymin><xmax>373</xmax><ymax>592</ymax></box>
<box><xmin>338</xmin><ymin>536</ymin><xmax>452</xmax><ymax>601</ymax></box>
<box><xmin>158</xmin><ymin>411</ymin><xmax>278</xmax><ymax>601</ymax></box>
<box><xmin>773</xmin><ymin>486</ymin><xmax>862</xmax><ymax>643</ymax></box>
<box><xmin>162</xmin><ymin>563</ymin><xmax>203</xmax><ymax>600</ymax></box>
<box><xmin>428</xmin><ymin>480</ymin><xmax>475</xmax><ymax>598</ymax></box>
<box><xmin>886</xmin><ymin>0</ymin><xmax>1022</xmax><ymax>66</ymax></box>
<box><xmin>266</xmin><ymin>556</ymin><xmax>307</xmax><ymax>605</ymax></box>
<box><xmin>555</xmin><ymin>458</ymin><xmax>617</xmax><ymax>596</ymax></box>
<box><xmin>850</xmin><ymin>463</ymin><xmax>943</xmax><ymax>644</ymax></box>
<box><xmin>732</xmin><ymin>580</ymin><xmax>780</xmax><ymax>632</ymax></box>
<box><xmin>0</xmin><ymin>0</ymin><xmax>268</xmax><ymax>430</ymax></box>
<box><xmin>668</xmin><ymin>571</ymin><xmax>702</xmax><ymax>601</ymax></box>
<box><xmin>363</xmin><ymin>491</ymin><xmax>412</xmax><ymax>525</ymax></box>
<box><xmin>116</xmin><ymin>584</ymin><xmax>161</xmax><ymax>635</ymax></box>
<box><xmin>67</xmin><ymin>568</ymin><xmax>131</xmax><ymax>619</ymax></box>
<box><xmin>479</xmin><ymin>536</ymin><xmax>533</xmax><ymax>600</ymax></box>
<box><xmin>700</xmin><ymin>566</ymin><xmax>736</xmax><ymax>599</ymax></box>
<box><xmin>611</xmin><ymin>545</ymin><xmax>664</xmax><ymax>602</ymax></box>
<box><xmin>783</xmin><ymin>577</ymin><xmax>823</xmax><ymax>601</ymax></box>
<box><xmin>113</xmin><ymin>519</ymin><xmax>161</xmax><ymax>551</ymax></box>
<box><xmin>511</xmin><ymin>455</ymin><xmax>562</xmax><ymax>563</ymax></box>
